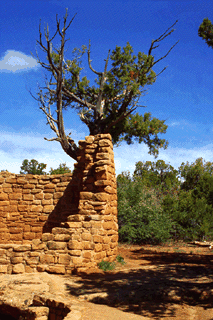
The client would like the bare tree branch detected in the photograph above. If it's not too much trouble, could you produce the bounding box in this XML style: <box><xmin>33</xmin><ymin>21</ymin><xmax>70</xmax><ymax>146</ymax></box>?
<box><xmin>33</xmin><ymin>11</ymin><xmax>80</xmax><ymax>160</ymax></box>
<box><xmin>148</xmin><ymin>20</ymin><xmax>178</xmax><ymax>55</ymax></box>
<box><xmin>96</xmin><ymin>49</ymin><xmax>111</xmax><ymax>117</ymax></box>
<box><xmin>87</xmin><ymin>40</ymin><xmax>103</xmax><ymax>76</ymax></box>
<box><xmin>44</xmin><ymin>137</ymin><xmax>60</xmax><ymax>142</ymax></box>
<box><xmin>62</xmin><ymin>86</ymin><xmax>95</xmax><ymax>110</ymax></box>
<box><xmin>152</xmin><ymin>40</ymin><xmax>179</xmax><ymax>67</ymax></box>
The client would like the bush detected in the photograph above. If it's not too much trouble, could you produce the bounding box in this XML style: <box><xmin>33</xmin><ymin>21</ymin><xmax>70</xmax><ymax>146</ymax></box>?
<box><xmin>98</xmin><ymin>260</ymin><xmax>116</xmax><ymax>271</ymax></box>
<box><xmin>116</xmin><ymin>255</ymin><xmax>126</xmax><ymax>265</ymax></box>
<box><xmin>116</xmin><ymin>158</ymin><xmax>213</xmax><ymax>244</ymax></box>
<box><xmin>49</xmin><ymin>163</ymin><xmax>72</xmax><ymax>175</ymax></box>
<box><xmin>117</xmin><ymin>172</ymin><xmax>173</xmax><ymax>244</ymax></box>
<box><xmin>20</xmin><ymin>159</ymin><xmax>47</xmax><ymax>175</ymax></box>
<box><xmin>162</xmin><ymin>189</ymin><xmax>213</xmax><ymax>241</ymax></box>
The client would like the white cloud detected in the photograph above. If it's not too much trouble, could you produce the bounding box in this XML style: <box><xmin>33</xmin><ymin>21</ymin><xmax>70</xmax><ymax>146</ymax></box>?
<box><xmin>0</xmin><ymin>127</ymin><xmax>213</xmax><ymax>178</ymax></box>
<box><xmin>169</xmin><ymin>119</ymin><xmax>190</xmax><ymax>128</ymax></box>
<box><xmin>170</xmin><ymin>121</ymin><xmax>182</xmax><ymax>127</ymax></box>
<box><xmin>114</xmin><ymin>142</ymin><xmax>213</xmax><ymax>178</ymax></box>
<box><xmin>0</xmin><ymin>128</ymin><xmax>86</xmax><ymax>174</ymax></box>
<box><xmin>0</xmin><ymin>50</ymin><xmax>39</xmax><ymax>72</ymax></box>
<box><xmin>0</xmin><ymin>134</ymin><xmax>76</xmax><ymax>174</ymax></box>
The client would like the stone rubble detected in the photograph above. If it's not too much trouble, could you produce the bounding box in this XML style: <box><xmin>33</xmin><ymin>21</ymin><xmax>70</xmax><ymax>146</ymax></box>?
<box><xmin>0</xmin><ymin>272</ymin><xmax>84</xmax><ymax>319</ymax></box>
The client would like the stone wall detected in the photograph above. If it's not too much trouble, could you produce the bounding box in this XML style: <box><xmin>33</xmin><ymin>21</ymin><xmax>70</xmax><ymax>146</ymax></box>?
<box><xmin>0</xmin><ymin>133</ymin><xmax>118</xmax><ymax>274</ymax></box>
<box><xmin>0</xmin><ymin>171</ymin><xmax>75</xmax><ymax>243</ymax></box>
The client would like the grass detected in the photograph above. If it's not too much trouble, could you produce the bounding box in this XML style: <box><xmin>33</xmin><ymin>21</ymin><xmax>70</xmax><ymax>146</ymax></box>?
<box><xmin>98</xmin><ymin>260</ymin><xmax>116</xmax><ymax>271</ymax></box>
<box><xmin>116</xmin><ymin>255</ymin><xmax>126</xmax><ymax>265</ymax></box>
<box><xmin>98</xmin><ymin>255</ymin><xmax>126</xmax><ymax>271</ymax></box>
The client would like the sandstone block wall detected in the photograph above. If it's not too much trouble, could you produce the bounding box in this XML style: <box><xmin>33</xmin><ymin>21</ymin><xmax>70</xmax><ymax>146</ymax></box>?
<box><xmin>0</xmin><ymin>133</ymin><xmax>118</xmax><ymax>274</ymax></box>
<box><xmin>0</xmin><ymin>171</ymin><xmax>75</xmax><ymax>243</ymax></box>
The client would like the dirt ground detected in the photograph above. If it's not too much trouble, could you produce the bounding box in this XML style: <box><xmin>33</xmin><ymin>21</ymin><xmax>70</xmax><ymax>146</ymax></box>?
<box><xmin>67</xmin><ymin>241</ymin><xmax>213</xmax><ymax>319</ymax></box>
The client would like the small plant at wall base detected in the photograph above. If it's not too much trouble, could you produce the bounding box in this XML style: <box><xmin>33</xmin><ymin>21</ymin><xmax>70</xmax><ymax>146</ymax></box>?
<box><xmin>116</xmin><ymin>255</ymin><xmax>126</xmax><ymax>265</ymax></box>
<box><xmin>98</xmin><ymin>261</ymin><xmax>116</xmax><ymax>271</ymax></box>
<box><xmin>98</xmin><ymin>257</ymin><xmax>125</xmax><ymax>271</ymax></box>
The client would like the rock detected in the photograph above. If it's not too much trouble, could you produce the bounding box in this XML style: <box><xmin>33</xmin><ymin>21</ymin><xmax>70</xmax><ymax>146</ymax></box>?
<box><xmin>0</xmin><ymin>273</ymin><xmax>74</xmax><ymax>319</ymax></box>
<box><xmin>12</xmin><ymin>263</ymin><xmax>25</xmax><ymax>274</ymax></box>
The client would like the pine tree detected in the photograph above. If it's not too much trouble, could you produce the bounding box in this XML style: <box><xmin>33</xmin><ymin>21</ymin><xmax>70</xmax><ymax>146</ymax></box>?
<box><xmin>198</xmin><ymin>18</ymin><xmax>213</xmax><ymax>48</ymax></box>
<box><xmin>31</xmin><ymin>9</ymin><xmax>178</xmax><ymax>161</ymax></box>
<box><xmin>20</xmin><ymin>159</ymin><xmax>47</xmax><ymax>175</ymax></box>
<box><xmin>49</xmin><ymin>163</ymin><xmax>72</xmax><ymax>174</ymax></box>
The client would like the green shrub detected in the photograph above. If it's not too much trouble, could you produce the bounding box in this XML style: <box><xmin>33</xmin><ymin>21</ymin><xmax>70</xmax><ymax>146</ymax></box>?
<box><xmin>49</xmin><ymin>163</ymin><xmax>72</xmax><ymax>174</ymax></box>
<box><xmin>116</xmin><ymin>255</ymin><xmax>126</xmax><ymax>265</ymax></box>
<box><xmin>117</xmin><ymin>172</ymin><xmax>173</xmax><ymax>244</ymax></box>
<box><xmin>20</xmin><ymin>159</ymin><xmax>47</xmax><ymax>175</ymax></box>
<box><xmin>98</xmin><ymin>260</ymin><xmax>116</xmax><ymax>271</ymax></box>
<box><xmin>162</xmin><ymin>189</ymin><xmax>213</xmax><ymax>241</ymax></box>
<box><xmin>116</xmin><ymin>158</ymin><xmax>213</xmax><ymax>244</ymax></box>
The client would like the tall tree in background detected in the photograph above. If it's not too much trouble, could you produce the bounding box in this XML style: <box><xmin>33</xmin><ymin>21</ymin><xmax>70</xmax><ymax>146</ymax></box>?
<box><xmin>179</xmin><ymin>157</ymin><xmax>213</xmax><ymax>191</ymax></box>
<box><xmin>31</xmin><ymin>9</ymin><xmax>178</xmax><ymax>161</ymax></box>
<box><xmin>162</xmin><ymin>158</ymin><xmax>213</xmax><ymax>241</ymax></box>
<box><xmin>20</xmin><ymin>159</ymin><xmax>47</xmax><ymax>175</ymax></box>
<box><xmin>20</xmin><ymin>160</ymin><xmax>72</xmax><ymax>175</ymax></box>
<box><xmin>49</xmin><ymin>163</ymin><xmax>72</xmax><ymax>174</ymax></box>
<box><xmin>198</xmin><ymin>18</ymin><xmax>213</xmax><ymax>48</ymax></box>
<box><xmin>133</xmin><ymin>159</ymin><xmax>181</xmax><ymax>200</ymax></box>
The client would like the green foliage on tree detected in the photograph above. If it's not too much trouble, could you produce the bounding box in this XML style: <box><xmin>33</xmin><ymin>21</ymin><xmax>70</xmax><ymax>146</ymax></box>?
<box><xmin>191</xmin><ymin>174</ymin><xmax>213</xmax><ymax>207</ymax></box>
<box><xmin>20</xmin><ymin>159</ymin><xmax>47</xmax><ymax>175</ymax></box>
<box><xmin>132</xmin><ymin>159</ymin><xmax>181</xmax><ymax>202</ymax></box>
<box><xmin>20</xmin><ymin>160</ymin><xmax>73</xmax><ymax>175</ymax></box>
<box><xmin>162</xmin><ymin>189</ymin><xmax>213</xmax><ymax>241</ymax></box>
<box><xmin>161</xmin><ymin>158</ymin><xmax>213</xmax><ymax>241</ymax></box>
<box><xmin>117</xmin><ymin>171</ymin><xmax>173</xmax><ymax>244</ymax></box>
<box><xmin>116</xmin><ymin>157</ymin><xmax>213</xmax><ymax>244</ymax></box>
<box><xmin>49</xmin><ymin>163</ymin><xmax>72</xmax><ymax>174</ymax></box>
<box><xmin>179</xmin><ymin>157</ymin><xmax>213</xmax><ymax>191</ymax></box>
<box><xmin>31</xmin><ymin>10</ymin><xmax>178</xmax><ymax>161</ymax></box>
<box><xmin>198</xmin><ymin>18</ymin><xmax>213</xmax><ymax>48</ymax></box>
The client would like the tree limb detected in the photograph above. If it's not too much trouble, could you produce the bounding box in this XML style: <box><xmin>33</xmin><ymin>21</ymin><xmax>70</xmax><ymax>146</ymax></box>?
<box><xmin>148</xmin><ymin>20</ymin><xmax>178</xmax><ymax>55</ymax></box>
<box><xmin>44</xmin><ymin>137</ymin><xmax>60</xmax><ymax>142</ymax></box>
<box><xmin>103</xmin><ymin>104</ymin><xmax>138</xmax><ymax>133</ymax></box>
<box><xmin>62</xmin><ymin>86</ymin><xmax>96</xmax><ymax>110</ymax></box>
<box><xmin>87</xmin><ymin>40</ymin><xmax>103</xmax><ymax>76</ymax></box>
<box><xmin>152</xmin><ymin>40</ymin><xmax>179</xmax><ymax>67</ymax></box>
<box><xmin>96</xmin><ymin>49</ymin><xmax>111</xmax><ymax>117</ymax></box>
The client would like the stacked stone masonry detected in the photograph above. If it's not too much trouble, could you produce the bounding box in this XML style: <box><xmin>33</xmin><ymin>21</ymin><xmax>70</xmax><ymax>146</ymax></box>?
<box><xmin>0</xmin><ymin>133</ymin><xmax>118</xmax><ymax>274</ymax></box>
<box><xmin>0</xmin><ymin>293</ymin><xmax>71</xmax><ymax>320</ymax></box>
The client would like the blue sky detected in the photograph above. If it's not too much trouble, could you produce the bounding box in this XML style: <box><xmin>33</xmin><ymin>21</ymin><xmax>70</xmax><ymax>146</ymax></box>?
<box><xmin>0</xmin><ymin>0</ymin><xmax>213</xmax><ymax>178</ymax></box>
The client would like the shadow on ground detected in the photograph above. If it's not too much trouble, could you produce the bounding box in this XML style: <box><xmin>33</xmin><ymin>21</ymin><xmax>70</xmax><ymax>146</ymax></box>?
<box><xmin>65</xmin><ymin>247</ymin><xmax>213</xmax><ymax>319</ymax></box>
